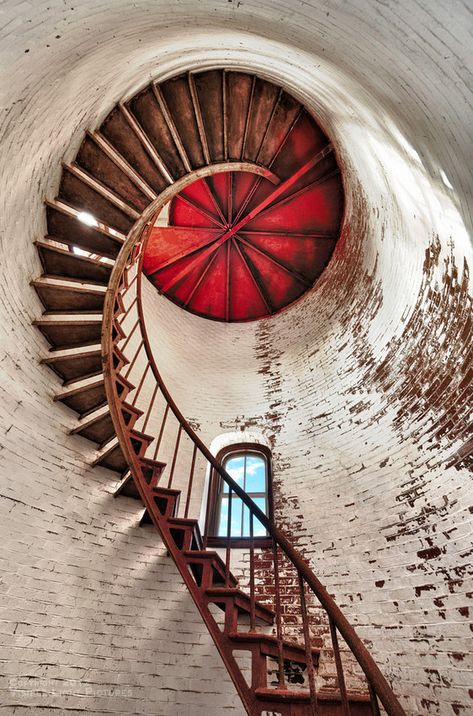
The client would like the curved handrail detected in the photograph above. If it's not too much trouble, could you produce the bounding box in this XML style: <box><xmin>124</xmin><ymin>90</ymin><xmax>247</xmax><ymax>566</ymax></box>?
<box><xmin>102</xmin><ymin>207</ymin><xmax>406</xmax><ymax>716</ymax></box>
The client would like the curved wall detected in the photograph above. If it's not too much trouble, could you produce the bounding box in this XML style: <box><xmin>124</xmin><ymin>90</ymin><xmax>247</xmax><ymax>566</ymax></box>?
<box><xmin>1</xmin><ymin>1</ymin><xmax>472</xmax><ymax>715</ymax></box>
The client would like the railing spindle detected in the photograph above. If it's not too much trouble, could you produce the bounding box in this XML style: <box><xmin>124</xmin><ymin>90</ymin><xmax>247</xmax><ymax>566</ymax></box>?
<box><xmin>153</xmin><ymin>403</ymin><xmax>169</xmax><ymax>460</ymax></box>
<box><xmin>124</xmin><ymin>339</ymin><xmax>144</xmax><ymax>379</ymax></box>
<box><xmin>141</xmin><ymin>382</ymin><xmax>159</xmax><ymax>433</ymax></box>
<box><xmin>131</xmin><ymin>362</ymin><xmax>150</xmax><ymax>407</ymax></box>
<box><xmin>167</xmin><ymin>424</ymin><xmax>182</xmax><ymax>489</ymax></box>
<box><xmin>368</xmin><ymin>681</ymin><xmax>381</xmax><ymax>716</ymax></box>
<box><xmin>249</xmin><ymin>511</ymin><xmax>256</xmax><ymax>632</ymax></box>
<box><xmin>329</xmin><ymin>616</ymin><xmax>350</xmax><ymax>716</ymax></box>
<box><xmin>298</xmin><ymin>571</ymin><xmax>318</xmax><ymax>715</ymax></box>
<box><xmin>203</xmin><ymin>462</ymin><xmax>214</xmax><ymax>549</ymax></box>
<box><xmin>225</xmin><ymin>488</ymin><xmax>233</xmax><ymax>586</ymax></box>
<box><xmin>120</xmin><ymin>316</ymin><xmax>139</xmax><ymax>352</ymax></box>
<box><xmin>120</xmin><ymin>271</ymin><xmax>138</xmax><ymax>293</ymax></box>
<box><xmin>184</xmin><ymin>443</ymin><xmax>198</xmax><ymax>519</ymax></box>
<box><xmin>272</xmin><ymin>539</ymin><xmax>286</xmax><ymax>689</ymax></box>
<box><xmin>116</xmin><ymin>295</ymin><xmax>138</xmax><ymax>325</ymax></box>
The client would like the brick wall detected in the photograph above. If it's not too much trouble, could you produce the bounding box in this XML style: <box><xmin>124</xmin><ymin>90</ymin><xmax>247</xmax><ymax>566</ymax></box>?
<box><xmin>1</xmin><ymin>1</ymin><xmax>472</xmax><ymax>714</ymax></box>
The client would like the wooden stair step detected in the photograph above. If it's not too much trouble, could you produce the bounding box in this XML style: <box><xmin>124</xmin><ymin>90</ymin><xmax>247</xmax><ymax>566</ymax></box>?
<box><xmin>32</xmin><ymin>278</ymin><xmax>106</xmax><ymax>313</ymax></box>
<box><xmin>229</xmin><ymin>631</ymin><xmax>320</xmax><ymax>665</ymax></box>
<box><xmin>166</xmin><ymin>517</ymin><xmax>203</xmax><ymax>551</ymax></box>
<box><xmin>115</xmin><ymin>464</ymin><xmax>173</xmax><ymax>502</ymax></box>
<box><xmin>43</xmin><ymin>348</ymin><xmax>102</xmax><ymax>382</ymax></box>
<box><xmin>254</xmin><ymin>688</ymin><xmax>372</xmax><ymax>715</ymax></box>
<box><xmin>34</xmin><ymin>316</ymin><xmax>102</xmax><ymax>349</ymax></box>
<box><xmin>115</xmin><ymin>373</ymin><xmax>135</xmax><ymax>400</ymax></box>
<box><xmin>114</xmin><ymin>472</ymin><xmax>141</xmax><ymax>500</ymax></box>
<box><xmin>93</xmin><ymin>440</ymin><xmax>127</xmax><ymax>474</ymax></box>
<box><xmin>58</xmin><ymin>164</ymin><xmax>136</xmax><ymax>235</ymax></box>
<box><xmin>205</xmin><ymin>587</ymin><xmax>275</xmax><ymax>625</ymax></box>
<box><xmin>129</xmin><ymin>426</ymin><xmax>154</xmax><ymax>443</ymax></box>
<box><xmin>46</xmin><ymin>201</ymin><xmax>124</xmax><ymax>259</ymax></box>
<box><xmin>54</xmin><ymin>377</ymin><xmax>106</xmax><ymax>416</ymax></box>
<box><xmin>127</xmin><ymin>87</ymin><xmax>185</xmax><ymax>181</ymax></box>
<box><xmin>35</xmin><ymin>239</ymin><xmax>113</xmax><ymax>283</ymax></box>
<box><xmin>159</xmin><ymin>75</ymin><xmax>206</xmax><ymax>170</ymax></box>
<box><xmin>120</xmin><ymin>400</ymin><xmax>143</xmax><ymax>425</ymax></box>
<box><xmin>140</xmin><ymin>484</ymin><xmax>180</xmax><ymax>522</ymax></box>
<box><xmin>76</xmin><ymin>133</ymin><xmax>151</xmax><ymax>214</ymax></box>
<box><xmin>112</xmin><ymin>345</ymin><xmax>129</xmax><ymax>370</ymax></box>
<box><xmin>139</xmin><ymin>457</ymin><xmax>167</xmax><ymax>486</ymax></box>
<box><xmin>70</xmin><ymin>410</ymin><xmax>115</xmax><ymax>445</ymax></box>
<box><xmin>112</xmin><ymin>318</ymin><xmax>126</xmax><ymax>342</ymax></box>
<box><xmin>150</xmin><ymin>484</ymin><xmax>179</xmax><ymax>512</ymax></box>
<box><xmin>192</xmin><ymin>70</ymin><xmax>224</xmax><ymax>163</ymax></box>
<box><xmin>183</xmin><ymin>549</ymin><xmax>238</xmax><ymax>588</ymax></box>
<box><xmin>100</xmin><ymin>107</ymin><xmax>169</xmax><ymax>195</ymax></box>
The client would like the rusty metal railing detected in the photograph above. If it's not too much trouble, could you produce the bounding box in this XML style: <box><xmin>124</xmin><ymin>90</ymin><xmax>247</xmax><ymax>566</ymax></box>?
<box><xmin>102</xmin><ymin>218</ymin><xmax>405</xmax><ymax>716</ymax></box>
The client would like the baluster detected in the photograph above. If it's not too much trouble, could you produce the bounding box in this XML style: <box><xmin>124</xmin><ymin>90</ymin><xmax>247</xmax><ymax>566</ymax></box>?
<box><xmin>329</xmin><ymin>617</ymin><xmax>349</xmax><ymax>716</ymax></box>
<box><xmin>272</xmin><ymin>539</ymin><xmax>286</xmax><ymax>689</ymax></box>
<box><xmin>120</xmin><ymin>317</ymin><xmax>139</xmax><ymax>352</ymax></box>
<box><xmin>141</xmin><ymin>382</ymin><xmax>159</xmax><ymax>434</ymax></box>
<box><xmin>203</xmin><ymin>463</ymin><xmax>214</xmax><ymax>549</ymax></box>
<box><xmin>124</xmin><ymin>339</ymin><xmax>144</xmax><ymax>379</ymax></box>
<box><xmin>249</xmin><ymin>511</ymin><xmax>256</xmax><ymax>632</ymax></box>
<box><xmin>131</xmin><ymin>363</ymin><xmax>150</xmax><ymax>407</ymax></box>
<box><xmin>368</xmin><ymin>681</ymin><xmax>381</xmax><ymax>716</ymax></box>
<box><xmin>167</xmin><ymin>424</ymin><xmax>182</xmax><ymax>489</ymax></box>
<box><xmin>153</xmin><ymin>403</ymin><xmax>169</xmax><ymax>460</ymax></box>
<box><xmin>121</xmin><ymin>271</ymin><xmax>138</xmax><ymax>293</ymax></box>
<box><xmin>184</xmin><ymin>443</ymin><xmax>198</xmax><ymax>519</ymax></box>
<box><xmin>116</xmin><ymin>296</ymin><xmax>138</xmax><ymax>325</ymax></box>
<box><xmin>225</xmin><ymin>487</ymin><xmax>233</xmax><ymax>586</ymax></box>
<box><xmin>298</xmin><ymin>571</ymin><xmax>318</xmax><ymax>715</ymax></box>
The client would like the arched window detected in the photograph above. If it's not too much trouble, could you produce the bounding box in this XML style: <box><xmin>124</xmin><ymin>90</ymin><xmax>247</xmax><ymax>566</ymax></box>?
<box><xmin>205</xmin><ymin>444</ymin><xmax>272</xmax><ymax>547</ymax></box>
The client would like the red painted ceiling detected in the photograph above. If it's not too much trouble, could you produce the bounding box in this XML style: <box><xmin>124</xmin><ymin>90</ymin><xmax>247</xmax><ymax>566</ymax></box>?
<box><xmin>143</xmin><ymin>88</ymin><xmax>344</xmax><ymax>322</ymax></box>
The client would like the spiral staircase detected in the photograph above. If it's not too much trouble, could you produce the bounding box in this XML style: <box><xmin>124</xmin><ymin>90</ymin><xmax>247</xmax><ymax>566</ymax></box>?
<box><xmin>33</xmin><ymin>69</ymin><xmax>406</xmax><ymax>716</ymax></box>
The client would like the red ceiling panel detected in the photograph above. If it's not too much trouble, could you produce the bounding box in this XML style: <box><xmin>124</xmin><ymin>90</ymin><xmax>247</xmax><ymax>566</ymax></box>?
<box><xmin>143</xmin><ymin>165</ymin><xmax>343</xmax><ymax>321</ymax></box>
<box><xmin>142</xmin><ymin>101</ymin><xmax>344</xmax><ymax>322</ymax></box>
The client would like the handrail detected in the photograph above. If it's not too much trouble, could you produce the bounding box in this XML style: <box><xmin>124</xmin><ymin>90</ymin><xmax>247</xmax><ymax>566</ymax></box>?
<box><xmin>102</xmin><ymin>206</ymin><xmax>406</xmax><ymax>716</ymax></box>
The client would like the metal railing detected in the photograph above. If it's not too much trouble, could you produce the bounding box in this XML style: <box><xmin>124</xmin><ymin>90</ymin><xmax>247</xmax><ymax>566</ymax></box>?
<box><xmin>101</xmin><ymin>218</ymin><xmax>405</xmax><ymax>716</ymax></box>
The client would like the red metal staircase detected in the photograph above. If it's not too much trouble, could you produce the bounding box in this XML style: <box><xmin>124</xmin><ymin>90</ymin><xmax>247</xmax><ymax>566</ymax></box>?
<box><xmin>32</xmin><ymin>68</ymin><xmax>406</xmax><ymax>716</ymax></box>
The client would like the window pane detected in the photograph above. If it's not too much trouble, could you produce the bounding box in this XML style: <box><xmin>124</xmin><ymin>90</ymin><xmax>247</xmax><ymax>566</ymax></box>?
<box><xmin>252</xmin><ymin>496</ymin><xmax>267</xmax><ymax>536</ymax></box>
<box><xmin>217</xmin><ymin>495</ymin><xmax>244</xmax><ymax>537</ymax></box>
<box><xmin>241</xmin><ymin>498</ymin><xmax>267</xmax><ymax>537</ymax></box>
<box><xmin>217</xmin><ymin>497</ymin><xmax>229</xmax><ymax>536</ymax></box>
<box><xmin>245</xmin><ymin>454</ymin><xmax>266</xmax><ymax>492</ymax></box>
<box><xmin>230</xmin><ymin>497</ymin><xmax>243</xmax><ymax>537</ymax></box>
<box><xmin>215</xmin><ymin>449</ymin><xmax>270</xmax><ymax>539</ymax></box>
<box><xmin>222</xmin><ymin>455</ymin><xmax>245</xmax><ymax>493</ymax></box>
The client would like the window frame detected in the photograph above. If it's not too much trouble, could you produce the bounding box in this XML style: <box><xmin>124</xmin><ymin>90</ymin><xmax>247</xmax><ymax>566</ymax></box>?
<box><xmin>204</xmin><ymin>443</ymin><xmax>273</xmax><ymax>549</ymax></box>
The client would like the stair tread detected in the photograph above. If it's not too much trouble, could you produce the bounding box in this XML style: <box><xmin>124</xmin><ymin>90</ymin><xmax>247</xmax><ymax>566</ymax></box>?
<box><xmin>183</xmin><ymin>548</ymin><xmax>235</xmax><ymax>573</ymax></box>
<box><xmin>32</xmin><ymin>277</ymin><xmax>106</xmax><ymax>292</ymax></box>
<box><xmin>143</xmin><ymin>456</ymin><xmax>167</xmax><ymax>469</ymax></box>
<box><xmin>34</xmin><ymin>239</ymin><xmax>112</xmax><ymax>280</ymax></box>
<box><xmin>70</xmin><ymin>409</ymin><xmax>111</xmax><ymax>432</ymax></box>
<box><xmin>229</xmin><ymin>631</ymin><xmax>320</xmax><ymax>655</ymax></box>
<box><xmin>206</xmin><ymin>587</ymin><xmax>275</xmax><ymax>614</ymax></box>
<box><xmin>150</xmin><ymin>483</ymin><xmax>176</xmax><ymax>495</ymax></box>
<box><xmin>121</xmin><ymin>401</ymin><xmax>144</xmax><ymax>417</ymax></box>
<box><xmin>167</xmin><ymin>516</ymin><xmax>199</xmax><ymax>527</ymax></box>
<box><xmin>254</xmin><ymin>687</ymin><xmax>371</xmax><ymax>703</ymax></box>
<box><xmin>43</xmin><ymin>347</ymin><xmax>101</xmax><ymax>360</ymax></box>
<box><xmin>129</xmin><ymin>427</ymin><xmax>154</xmax><ymax>442</ymax></box>
<box><xmin>34</xmin><ymin>317</ymin><xmax>103</xmax><ymax>350</ymax></box>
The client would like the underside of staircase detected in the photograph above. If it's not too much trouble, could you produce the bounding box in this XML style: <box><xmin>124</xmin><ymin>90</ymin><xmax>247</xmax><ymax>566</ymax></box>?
<box><xmin>32</xmin><ymin>68</ymin><xmax>406</xmax><ymax>716</ymax></box>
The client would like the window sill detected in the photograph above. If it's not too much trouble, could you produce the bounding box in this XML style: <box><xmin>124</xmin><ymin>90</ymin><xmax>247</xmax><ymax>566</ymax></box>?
<box><xmin>205</xmin><ymin>536</ymin><xmax>272</xmax><ymax>549</ymax></box>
